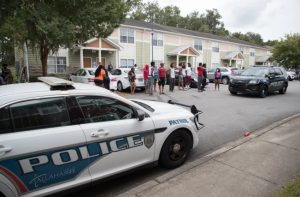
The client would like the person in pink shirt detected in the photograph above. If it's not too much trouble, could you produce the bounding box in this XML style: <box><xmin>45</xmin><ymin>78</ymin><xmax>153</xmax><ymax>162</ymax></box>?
<box><xmin>143</xmin><ymin>64</ymin><xmax>149</xmax><ymax>94</ymax></box>
<box><xmin>214</xmin><ymin>68</ymin><xmax>222</xmax><ymax>91</ymax></box>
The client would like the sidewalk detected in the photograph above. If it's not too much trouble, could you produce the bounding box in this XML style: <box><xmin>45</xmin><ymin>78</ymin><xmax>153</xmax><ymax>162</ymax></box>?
<box><xmin>118</xmin><ymin>114</ymin><xmax>300</xmax><ymax>197</ymax></box>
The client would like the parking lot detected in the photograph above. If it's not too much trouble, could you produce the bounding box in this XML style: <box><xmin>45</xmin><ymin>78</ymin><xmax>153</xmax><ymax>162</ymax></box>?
<box><xmin>64</xmin><ymin>81</ymin><xmax>300</xmax><ymax>197</ymax></box>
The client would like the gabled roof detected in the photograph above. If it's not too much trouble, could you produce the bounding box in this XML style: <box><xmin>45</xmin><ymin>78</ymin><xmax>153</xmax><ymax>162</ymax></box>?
<box><xmin>221</xmin><ymin>51</ymin><xmax>246</xmax><ymax>60</ymax></box>
<box><xmin>83</xmin><ymin>38</ymin><xmax>124</xmax><ymax>50</ymax></box>
<box><xmin>167</xmin><ymin>45</ymin><xmax>201</xmax><ymax>56</ymax></box>
<box><xmin>256</xmin><ymin>55</ymin><xmax>271</xmax><ymax>62</ymax></box>
<box><xmin>123</xmin><ymin>19</ymin><xmax>266</xmax><ymax>49</ymax></box>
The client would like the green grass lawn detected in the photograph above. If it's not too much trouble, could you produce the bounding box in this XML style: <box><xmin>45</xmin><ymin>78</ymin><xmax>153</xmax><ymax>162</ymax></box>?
<box><xmin>277</xmin><ymin>173</ymin><xmax>300</xmax><ymax>197</ymax></box>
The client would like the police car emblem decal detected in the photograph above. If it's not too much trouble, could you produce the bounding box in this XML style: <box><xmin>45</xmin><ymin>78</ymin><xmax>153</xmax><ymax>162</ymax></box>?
<box><xmin>0</xmin><ymin>130</ymin><xmax>155</xmax><ymax>195</ymax></box>
<box><xmin>144</xmin><ymin>132</ymin><xmax>155</xmax><ymax>149</ymax></box>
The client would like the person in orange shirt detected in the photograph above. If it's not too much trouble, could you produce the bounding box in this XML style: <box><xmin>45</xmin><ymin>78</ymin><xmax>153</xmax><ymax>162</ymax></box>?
<box><xmin>94</xmin><ymin>62</ymin><xmax>106</xmax><ymax>88</ymax></box>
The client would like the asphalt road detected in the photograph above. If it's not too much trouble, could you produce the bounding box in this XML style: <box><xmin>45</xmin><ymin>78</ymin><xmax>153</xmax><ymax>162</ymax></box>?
<box><xmin>64</xmin><ymin>81</ymin><xmax>300</xmax><ymax>197</ymax></box>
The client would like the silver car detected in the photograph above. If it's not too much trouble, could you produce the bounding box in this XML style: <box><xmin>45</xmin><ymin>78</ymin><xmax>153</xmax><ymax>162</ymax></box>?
<box><xmin>207</xmin><ymin>67</ymin><xmax>238</xmax><ymax>85</ymax></box>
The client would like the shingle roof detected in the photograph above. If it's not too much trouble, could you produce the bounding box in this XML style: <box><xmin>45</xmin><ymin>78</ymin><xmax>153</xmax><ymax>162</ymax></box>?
<box><xmin>221</xmin><ymin>52</ymin><xmax>246</xmax><ymax>60</ymax></box>
<box><xmin>123</xmin><ymin>19</ymin><xmax>266</xmax><ymax>49</ymax></box>
<box><xmin>167</xmin><ymin>45</ymin><xmax>201</xmax><ymax>56</ymax></box>
<box><xmin>256</xmin><ymin>55</ymin><xmax>271</xmax><ymax>62</ymax></box>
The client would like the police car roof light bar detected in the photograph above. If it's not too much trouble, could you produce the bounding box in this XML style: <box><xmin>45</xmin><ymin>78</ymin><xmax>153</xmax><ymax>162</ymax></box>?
<box><xmin>38</xmin><ymin>77</ymin><xmax>75</xmax><ymax>91</ymax></box>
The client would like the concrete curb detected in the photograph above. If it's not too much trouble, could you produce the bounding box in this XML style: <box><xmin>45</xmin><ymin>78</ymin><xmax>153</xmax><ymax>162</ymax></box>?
<box><xmin>116</xmin><ymin>113</ymin><xmax>300</xmax><ymax>197</ymax></box>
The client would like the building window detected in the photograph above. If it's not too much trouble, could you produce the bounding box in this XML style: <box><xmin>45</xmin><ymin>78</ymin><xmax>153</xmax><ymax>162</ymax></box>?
<box><xmin>153</xmin><ymin>33</ymin><xmax>163</xmax><ymax>46</ymax></box>
<box><xmin>120</xmin><ymin>28</ymin><xmax>134</xmax><ymax>44</ymax></box>
<box><xmin>47</xmin><ymin>56</ymin><xmax>67</xmax><ymax>74</ymax></box>
<box><xmin>238</xmin><ymin>46</ymin><xmax>244</xmax><ymax>54</ymax></box>
<box><xmin>212</xmin><ymin>42</ymin><xmax>219</xmax><ymax>53</ymax></box>
<box><xmin>194</xmin><ymin>40</ymin><xmax>203</xmax><ymax>51</ymax></box>
<box><xmin>120</xmin><ymin>59</ymin><xmax>134</xmax><ymax>68</ymax></box>
<box><xmin>212</xmin><ymin>63</ymin><xmax>219</xmax><ymax>68</ymax></box>
<box><xmin>250</xmin><ymin>48</ymin><xmax>255</xmax><ymax>57</ymax></box>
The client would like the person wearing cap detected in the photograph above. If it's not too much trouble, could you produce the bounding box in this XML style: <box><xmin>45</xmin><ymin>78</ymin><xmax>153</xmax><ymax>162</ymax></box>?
<box><xmin>158</xmin><ymin>62</ymin><xmax>166</xmax><ymax>94</ymax></box>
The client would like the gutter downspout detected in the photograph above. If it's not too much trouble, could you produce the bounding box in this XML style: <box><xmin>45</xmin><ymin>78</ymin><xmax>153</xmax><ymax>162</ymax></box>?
<box><xmin>207</xmin><ymin>40</ymin><xmax>210</xmax><ymax>68</ymax></box>
<box><xmin>142</xmin><ymin>29</ymin><xmax>145</xmax><ymax>67</ymax></box>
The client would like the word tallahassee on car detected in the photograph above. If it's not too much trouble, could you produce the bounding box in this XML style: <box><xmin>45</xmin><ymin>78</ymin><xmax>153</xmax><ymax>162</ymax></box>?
<box><xmin>169</xmin><ymin>119</ymin><xmax>189</xmax><ymax>125</ymax></box>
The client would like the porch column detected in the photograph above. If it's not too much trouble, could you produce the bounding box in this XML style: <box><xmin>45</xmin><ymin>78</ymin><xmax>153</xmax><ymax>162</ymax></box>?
<box><xmin>80</xmin><ymin>48</ymin><xmax>83</xmax><ymax>69</ymax></box>
<box><xmin>177</xmin><ymin>55</ymin><xmax>179</xmax><ymax>67</ymax></box>
<box><xmin>230</xmin><ymin>59</ymin><xmax>232</xmax><ymax>67</ymax></box>
<box><xmin>194</xmin><ymin>56</ymin><xmax>197</xmax><ymax>72</ymax></box>
<box><xmin>186</xmin><ymin>55</ymin><xmax>188</xmax><ymax>65</ymax></box>
<box><xmin>98</xmin><ymin>50</ymin><xmax>102</xmax><ymax>64</ymax></box>
<box><xmin>116</xmin><ymin>51</ymin><xmax>119</xmax><ymax>68</ymax></box>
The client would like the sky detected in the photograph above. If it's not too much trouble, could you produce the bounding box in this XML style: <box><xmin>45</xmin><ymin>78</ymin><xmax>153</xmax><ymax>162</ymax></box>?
<box><xmin>142</xmin><ymin>0</ymin><xmax>300</xmax><ymax>41</ymax></box>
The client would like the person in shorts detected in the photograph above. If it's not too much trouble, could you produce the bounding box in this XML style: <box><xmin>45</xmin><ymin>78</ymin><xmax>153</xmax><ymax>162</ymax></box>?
<box><xmin>94</xmin><ymin>63</ymin><xmax>106</xmax><ymax>88</ymax></box>
<box><xmin>154</xmin><ymin>67</ymin><xmax>158</xmax><ymax>92</ymax></box>
<box><xmin>185</xmin><ymin>63</ymin><xmax>192</xmax><ymax>89</ymax></box>
<box><xmin>178</xmin><ymin>63</ymin><xmax>184</xmax><ymax>90</ymax></box>
<box><xmin>214</xmin><ymin>68</ymin><xmax>222</xmax><ymax>91</ymax></box>
<box><xmin>158</xmin><ymin>63</ymin><xmax>166</xmax><ymax>94</ymax></box>
<box><xmin>128</xmin><ymin>68</ymin><xmax>136</xmax><ymax>94</ymax></box>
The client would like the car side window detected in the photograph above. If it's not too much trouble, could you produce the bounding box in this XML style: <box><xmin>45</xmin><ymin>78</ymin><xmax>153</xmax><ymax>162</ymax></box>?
<box><xmin>10</xmin><ymin>98</ymin><xmax>71</xmax><ymax>132</ymax></box>
<box><xmin>208</xmin><ymin>69</ymin><xmax>215</xmax><ymax>73</ymax></box>
<box><xmin>76</xmin><ymin>69</ymin><xmax>83</xmax><ymax>76</ymax></box>
<box><xmin>76</xmin><ymin>96</ymin><xmax>136</xmax><ymax>123</ymax></box>
<box><xmin>275</xmin><ymin>68</ymin><xmax>283</xmax><ymax>76</ymax></box>
<box><xmin>80</xmin><ymin>70</ymin><xmax>87</xmax><ymax>76</ymax></box>
<box><xmin>0</xmin><ymin>107</ymin><xmax>12</xmax><ymax>134</ymax></box>
<box><xmin>269</xmin><ymin>68</ymin><xmax>276</xmax><ymax>75</ymax></box>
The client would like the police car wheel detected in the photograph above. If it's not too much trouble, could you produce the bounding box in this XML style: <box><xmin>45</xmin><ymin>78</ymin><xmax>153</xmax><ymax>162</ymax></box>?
<box><xmin>259</xmin><ymin>86</ymin><xmax>267</xmax><ymax>98</ymax></box>
<box><xmin>159</xmin><ymin>130</ymin><xmax>192</xmax><ymax>169</ymax></box>
<box><xmin>279</xmin><ymin>84</ymin><xmax>287</xmax><ymax>94</ymax></box>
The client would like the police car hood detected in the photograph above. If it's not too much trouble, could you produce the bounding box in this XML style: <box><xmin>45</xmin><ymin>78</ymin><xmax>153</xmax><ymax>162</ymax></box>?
<box><xmin>130</xmin><ymin>99</ymin><xmax>192</xmax><ymax>115</ymax></box>
<box><xmin>231</xmin><ymin>75</ymin><xmax>265</xmax><ymax>82</ymax></box>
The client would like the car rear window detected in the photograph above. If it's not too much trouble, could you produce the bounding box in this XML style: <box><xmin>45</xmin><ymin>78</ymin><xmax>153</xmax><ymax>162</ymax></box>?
<box><xmin>88</xmin><ymin>70</ymin><xmax>95</xmax><ymax>75</ymax></box>
<box><xmin>132</xmin><ymin>101</ymin><xmax>155</xmax><ymax>112</ymax></box>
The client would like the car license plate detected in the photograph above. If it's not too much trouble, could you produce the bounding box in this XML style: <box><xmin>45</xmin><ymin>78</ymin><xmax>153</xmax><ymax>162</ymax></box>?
<box><xmin>138</xmin><ymin>78</ymin><xmax>143</xmax><ymax>82</ymax></box>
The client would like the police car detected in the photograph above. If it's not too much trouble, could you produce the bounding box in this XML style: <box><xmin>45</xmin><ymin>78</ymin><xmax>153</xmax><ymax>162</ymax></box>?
<box><xmin>228</xmin><ymin>66</ymin><xmax>288</xmax><ymax>98</ymax></box>
<box><xmin>0</xmin><ymin>77</ymin><xmax>203</xmax><ymax>197</ymax></box>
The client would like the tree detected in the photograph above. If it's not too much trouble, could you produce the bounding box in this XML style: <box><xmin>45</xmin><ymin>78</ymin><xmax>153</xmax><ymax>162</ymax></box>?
<box><xmin>271</xmin><ymin>33</ymin><xmax>300</xmax><ymax>69</ymax></box>
<box><xmin>204</xmin><ymin>9</ymin><xmax>223</xmax><ymax>35</ymax></box>
<box><xmin>1</xmin><ymin>0</ymin><xmax>130</xmax><ymax>76</ymax></box>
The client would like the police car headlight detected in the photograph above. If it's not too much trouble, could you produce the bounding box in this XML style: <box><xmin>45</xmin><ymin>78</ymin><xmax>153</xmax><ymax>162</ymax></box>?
<box><xmin>249</xmin><ymin>79</ymin><xmax>260</xmax><ymax>84</ymax></box>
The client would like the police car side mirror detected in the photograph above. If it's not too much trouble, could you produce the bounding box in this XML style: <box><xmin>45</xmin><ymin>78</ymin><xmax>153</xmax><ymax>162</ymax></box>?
<box><xmin>136</xmin><ymin>109</ymin><xmax>145</xmax><ymax>121</ymax></box>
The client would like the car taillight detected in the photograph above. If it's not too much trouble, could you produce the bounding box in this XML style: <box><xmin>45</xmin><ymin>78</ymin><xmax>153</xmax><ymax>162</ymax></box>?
<box><xmin>88</xmin><ymin>78</ymin><xmax>94</xmax><ymax>82</ymax></box>
<box><xmin>111</xmin><ymin>78</ymin><xmax>116</xmax><ymax>82</ymax></box>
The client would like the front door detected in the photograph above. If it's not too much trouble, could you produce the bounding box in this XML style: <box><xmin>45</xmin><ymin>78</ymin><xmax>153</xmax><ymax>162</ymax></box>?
<box><xmin>84</xmin><ymin>58</ymin><xmax>92</xmax><ymax>68</ymax></box>
<box><xmin>75</xmin><ymin>96</ymin><xmax>155</xmax><ymax>182</ymax></box>
<box><xmin>0</xmin><ymin>97</ymin><xmax>90</xmax><ymax>196</ymax></box>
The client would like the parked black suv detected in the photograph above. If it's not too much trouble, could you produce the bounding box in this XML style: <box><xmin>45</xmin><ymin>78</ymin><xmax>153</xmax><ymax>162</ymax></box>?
<box><xmin>228</xmin><ymin>66</ymin><xmax>288</xmax><ymax>98</ymax></box>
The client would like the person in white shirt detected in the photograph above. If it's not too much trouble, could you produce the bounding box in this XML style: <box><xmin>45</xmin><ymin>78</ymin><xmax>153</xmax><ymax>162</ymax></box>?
<box><xmin>185</xmin><ymin>63</ymin><xmax>192</xmax><ymax>89</ymax></box>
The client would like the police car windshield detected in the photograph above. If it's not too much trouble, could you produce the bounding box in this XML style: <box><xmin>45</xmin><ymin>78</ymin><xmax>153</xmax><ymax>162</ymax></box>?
<box><xmin>241</xmin><ymin>68</ymin><xmax>268</xmax><ymax>77</ymax></box>
<box><xmin>131</xmin><ymin>101</ymin><xmax>155</xmax><ymax>112</ymax></box>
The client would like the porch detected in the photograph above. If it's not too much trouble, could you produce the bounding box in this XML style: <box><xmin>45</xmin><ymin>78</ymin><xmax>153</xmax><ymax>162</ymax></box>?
<box><xmin>79</xmin><ymin>38</ymin><xmax>123</xmax><ymax>68</ymax></box>
<box><xmin>221</xmin><ymin>52</ymin><xmax>246</xmax><ymax>69</ymax></box>
<box><xmin>167</xmin><ymin>45</ymin><xmax>201</xmax><ymax>68</ymax></box>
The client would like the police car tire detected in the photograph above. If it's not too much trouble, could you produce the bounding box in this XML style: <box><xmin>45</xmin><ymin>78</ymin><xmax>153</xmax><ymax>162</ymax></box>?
<box><xmin>159</xmin><ymin>129</ymin><xmax>192</xmax><ymax>169</ymax></box>
<box><xmin>279</xmin><ymin>84</ymin><xmax>287</xmax><ymax>94</ymax></box>
<box><xmin>259</xmin><ymin>86</ymin><xmax>267</xmax><ymax>98</ymax></box>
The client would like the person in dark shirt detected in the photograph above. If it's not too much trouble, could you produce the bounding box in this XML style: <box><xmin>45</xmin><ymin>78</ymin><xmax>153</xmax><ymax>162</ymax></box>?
<box><xmin>201</xmin><ymin>64</ymin><xmax>207</xmax><ymax>91</ymax></box>
<box><xmin>108</xmin><ymin>62</ymin><xmax>113</xmax><ymax>72</ymax></box>
<box><xmin>1</xmin><ymin>64</ymin><xmax>12</xmax><ymax>84</ymax></box>
<box><xmin>128</xmin><ymin>68</ymin><xmax>136</xmax><ymax>94</ymax></box>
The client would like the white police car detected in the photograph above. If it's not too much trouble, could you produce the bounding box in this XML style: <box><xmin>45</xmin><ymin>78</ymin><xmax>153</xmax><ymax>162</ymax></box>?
<box><xmin>0</xmin><ymin>77</ymin><xmax>203</xmax><ymax>197</ymax></box>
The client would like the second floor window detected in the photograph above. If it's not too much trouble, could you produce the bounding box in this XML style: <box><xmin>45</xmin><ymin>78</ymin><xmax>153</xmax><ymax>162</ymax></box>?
<box><xmin>120</xmin><ymin>28</ymin><xmax>134</xmax><ymax>44</ymax></box>
<box><xmin>250</xmin><ymin>48</ymin><xmax>255</xmax><ymax>57</ymax></box>
<box><xmin>238</xmin><ymin>46</ymin><xmax>244</xmax><ymax>54</ymax></box>
<box><xmin>153</xmin><ymin>33</ymin><xmax>163</xmax><ymax>46</ymax></box>
<box><xmin>212</xmin><ymin>42</ymin><xmax>219</xmax><ymax>53</ymax></box>
<box><xmin>194</xmin><ymin>40</ymin><xmax>202</xmax><ymax>51</ymax></box>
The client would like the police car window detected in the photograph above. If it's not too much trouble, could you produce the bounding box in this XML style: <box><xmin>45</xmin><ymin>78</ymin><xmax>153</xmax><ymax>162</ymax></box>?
<box><xmin>0</xmin><ymin>107</ymin><xmax>12</xmax><ymax>134</ymax></box>
<box><xmin>131</xmin><ymin>101</ymin><xmax>155</xmax><ymax>112</ymax></box>
<box><xmin>76</xmin><ymin>96</ymin><xmax>136</xmax><ymax>123</ymax></box>
<box><xmin>275</xmin><ymin>68</ymin><xmax>283</xmax><ymax>75</ymax></box>
<box><xmin>10</xmin><ymin>98</ymin><xmax>71</xmax><ymax>132</ymax></box>
<box><xmin>241</xmin><ymin>68</ymin><xmax>268</xmax><ymax>77</ymax></box>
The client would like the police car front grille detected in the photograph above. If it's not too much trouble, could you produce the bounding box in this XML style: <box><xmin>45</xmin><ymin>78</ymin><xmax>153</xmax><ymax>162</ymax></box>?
<box><xmin>231</xmin><ymin>83</ymin><xmax>246</xmax><ymax>91</ymax></box>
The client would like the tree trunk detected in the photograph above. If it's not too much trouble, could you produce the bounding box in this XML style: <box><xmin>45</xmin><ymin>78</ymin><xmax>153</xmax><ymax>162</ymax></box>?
<box><xmin>40</xmin><ymin>41</ymin><xmax>49</xmax><ymax>76</ymax></box>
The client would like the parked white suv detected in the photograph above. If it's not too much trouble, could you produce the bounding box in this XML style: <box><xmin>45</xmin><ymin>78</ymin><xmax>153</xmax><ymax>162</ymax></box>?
<box><xmin>0</xmin><ymin>77</ymin><xmax>203</xmax><ymax>197</ymax></box>
<box><xmin>207</xmin><ymin>67</ymin><xmax>238</xmax><ymax>85</ymax></box>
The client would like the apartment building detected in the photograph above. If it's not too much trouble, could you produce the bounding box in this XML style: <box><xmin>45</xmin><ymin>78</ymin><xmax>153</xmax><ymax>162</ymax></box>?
<box><xmin>21</xmin><ymin>19</ymin><xmax>273</xmax><ymax>74</ymax></box>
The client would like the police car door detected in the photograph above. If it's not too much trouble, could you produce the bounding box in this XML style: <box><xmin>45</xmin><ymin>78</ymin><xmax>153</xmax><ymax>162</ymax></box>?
<box><xmin>0</xmin><ymin>97</ymin><xmax>90</xmax><ymax>197</ymax></box>
<box><xmin>268</xmin><ymin>68</ymin><xmax>277</xmax><ymax>91</ymax></box>
<box><xmin>274</xmin><ymin>68</ymin><xmax>285</xmax><ymax>90</ymax></box>
<box><xmin>76</xmin><ymin>96</ymin><xmax>155</xmax><ymax>182</ymax></box>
